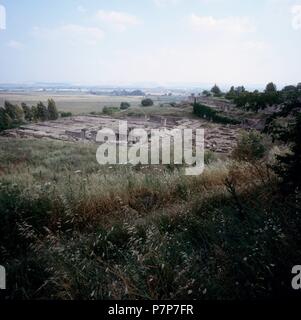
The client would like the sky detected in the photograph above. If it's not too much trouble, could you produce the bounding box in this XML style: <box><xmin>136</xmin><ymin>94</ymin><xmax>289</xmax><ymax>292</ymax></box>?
<box><xmin>0</xmin><ymin>0</ymin><xmax>301</xmax><ymax>88</ymax></box>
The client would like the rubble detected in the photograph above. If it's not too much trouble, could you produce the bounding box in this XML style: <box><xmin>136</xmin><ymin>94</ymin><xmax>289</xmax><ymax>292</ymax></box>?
<box><xmin>1</xmin><ymin>115</ymin><xmax>241</xmax><ymax>154</ymax></box>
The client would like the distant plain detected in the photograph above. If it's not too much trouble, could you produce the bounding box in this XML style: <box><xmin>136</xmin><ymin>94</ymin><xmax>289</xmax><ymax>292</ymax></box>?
<box><xmin>0</xmin><ymin>92</ymin><xmax>183</xmax><ymax>115</ymax></box>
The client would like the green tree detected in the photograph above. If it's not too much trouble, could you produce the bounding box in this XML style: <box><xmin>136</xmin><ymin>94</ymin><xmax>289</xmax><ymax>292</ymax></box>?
<box><xmin>141</xmin><ymin>98</ymin><xmax>154</xmax><ymax>107</ymax></box>
<box><xmin>202</xmin><ymin>90</ymin><xmax>211</xmax><ymax>97</ymax></box>
<box><xmin>31</xmin><ymin>106</ymin><xmax>39</xmax><ymax>121</ymax></box>
<box><xmin>21</xmin><ymin>103</ymin><xmax>33</xmax><ymax>121</ymax></box>
<box><xmin>47</xmin><ymin>99</ymin><xmax>59</xmax><ymax>120</ymax></box>
<box><xmin>211</xmin><ymin>84</ymin><xmax>222</xmax><ymax>97</ymax></box>
<box><xmin>225</xmin><ymin>86</ymin><xmax>235</xmax><ymax>100</ymax></box>
<box><xmin>273</xmin><ymin>111</ymin><xmax>301</xmax><ymax>194</ymax></box>
<box><xmin>232</xmin><ymin>130</ymin><xmax>267</xmax><ymax>162</ymax></box>
<box><xmin>120</xmin><ymin>102</ymin><xmax>131</xmax><ymax>110</ymax></box>
<box><xmin>4</xmin><ymin>101</ymin><xmax>24</xmax><ymax>123</ymax></box>
<box><xmin>265</xmin><ymin>82</ymin><xmax>277</xmax><ymax>94</ymax></box>
<box><xmin>0</xmin><ymin>107</ymin><xmax>13</xmax><ymax>131</ymax></box>
<box><xmin>36</xmin><ymin>102</ymin><xmax>49</xmax><ymax>121</ymax></box>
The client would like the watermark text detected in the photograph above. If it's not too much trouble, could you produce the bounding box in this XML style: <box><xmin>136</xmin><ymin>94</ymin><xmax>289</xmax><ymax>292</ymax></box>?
<box><xmin>0</xmin><ymin>265</ymin><xmax>6</xmax><ymax>290</ymax></box>
<box><xmin>0</xmin><ymin>4</ymin><xmax>6</xmax><ymax>30</ymax></box>
<box><xmin>96</xmin><ymin>121</ymin><xmax>205</xmax><ymax>176</ymax></box>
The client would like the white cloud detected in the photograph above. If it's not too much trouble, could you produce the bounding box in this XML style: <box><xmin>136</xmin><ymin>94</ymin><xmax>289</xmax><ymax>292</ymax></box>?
<box><xmin>0</xmin><ymin>4</ymin><xmax>6</xmax><ymax>30</ymax></box>
<box><xmin>291</xmin><ymin>5</ymin><xmax>301</xmax><ymax>30</ymax></box>
<box><xmin>7</xmin><ymin>40</ymin><xmax>23</xmax><ymax>49</ymax></box>
<box><xmin>33</xmin><ymin>24</ymin><xmax>104</xmax><ymax>46</ymax></box>
<box><xmin>188</xmin><ymin>14</ymin><xmax>255</xmax><ymax>34</ymax></box>
<box><xmin>95</xmin><ymin>10</ymin><xmax>140</xmax><ymax>31</ymax></box>
<box><xmin>103</xmin><ymin>38</ymin><xmax>272</xmax><ymax>85</ymax></box>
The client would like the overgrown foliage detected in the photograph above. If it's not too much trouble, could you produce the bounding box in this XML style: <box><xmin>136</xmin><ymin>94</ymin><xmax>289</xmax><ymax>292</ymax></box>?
<box><xmin>120</xmin><ymin>102</ymin><xmax>131</xmax><ymax>110</ymax></box>
<box><xmin>232</xmin><ymin>130</ymin><xmax>267</xmax><ymax>162</ymax></box>
<box><xmin>227</xmin><ymin>82</ymin><xmax>301</xmax><ymax>112</ymax></box>
<box><xmin>271</xmin><ymin>112</ymin><xmax>301</xmax><ymax>194</ymax></box>
<box><xmin>0</xmin><ymin>136</ymin><xmax>300</xmax><ymax>300</ymax></box>
<box><xmin>141</xmin><ymin>98</ymin><xmax>154</xmax><ymax>107</ymax></box>
<box><xmin>0</xmin><ymin>99</ymin><xmax>60</xmax><ymax>132</ymax></box>
<box><xmin>193</xmin><ymin>103</ymin><xmax>240</xmax><ymax>125</ymax></box>
<box><xmin>103</xmin><ymin>106</ymin><xmax>120</xmax><ymax>115</ymax></box>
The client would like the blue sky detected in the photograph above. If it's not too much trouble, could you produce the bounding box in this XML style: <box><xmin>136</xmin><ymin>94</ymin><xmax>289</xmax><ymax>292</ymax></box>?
<box><xmin>0</xmin><ymin>0</ymin><xmax>301</xmax><ymax>87</ymax></box>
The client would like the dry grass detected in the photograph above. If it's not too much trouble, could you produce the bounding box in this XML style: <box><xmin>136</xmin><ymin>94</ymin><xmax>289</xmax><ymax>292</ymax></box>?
<box><xmin>1</xmin><ymin>136</ymin><xmax>299</xmax><ymax>300</ymax></box>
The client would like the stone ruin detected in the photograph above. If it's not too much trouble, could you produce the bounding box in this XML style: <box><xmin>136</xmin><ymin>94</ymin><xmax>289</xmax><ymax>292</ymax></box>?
<box><xmin>1</xmin><ymin>115</ymin><xmax>242</xmax><ymax>154</ymax></box>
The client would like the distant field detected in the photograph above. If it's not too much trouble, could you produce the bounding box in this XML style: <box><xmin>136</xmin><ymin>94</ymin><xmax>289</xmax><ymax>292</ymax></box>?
<box><xmin>0</xmin><ymin>92</ymin><xmax>184</xmax><ymax>115</ymax></box>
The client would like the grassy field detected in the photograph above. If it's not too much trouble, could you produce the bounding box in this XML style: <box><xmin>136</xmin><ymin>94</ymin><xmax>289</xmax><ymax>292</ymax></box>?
<box><xmin>0</xmin><ymin>92</ymin><xmax>184</xmax><ymax>115</ymax></box>
<box><xmin>1</xmin><ymin>136</ymin><xmax>300</xmax><ymax>300</ymax></box>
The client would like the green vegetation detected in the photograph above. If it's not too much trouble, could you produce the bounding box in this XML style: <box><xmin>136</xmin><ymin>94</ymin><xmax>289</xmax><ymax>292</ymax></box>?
<box><xmin>232</xmin><ymin>130</ymin><xmax>268</xmax><ymax>162</ymax></box>
<box><xmin>141</xmin><ymin>98</ymin><xmax>154</xmax><ymax>107</ymax></box>
<box><xmin>202</xmin><ymin>90</ymin><xmax>211</xmax><ymax>97</ymax></box>
<box><xmin>0</xmin><ymin>99</ymin><xmax>59</xmax><ymax>132</ymax></box>
<box><xmin>211</xmin><ymin>84</ymin><xmax>222</xmax><ymax>97</ymax></box>
<box><xmin>48</xmin><ymin>99</ymin><xmax>59</xmax><ymax>120</ymax></box>
<box><xmin>1</xmin><ymin>85</ymin><xmax>301</xmax><ymax>300</ymax></box>
<box><xmin>103</xmin><ymin>106</ymin><xmax>120</xmax><ymax>115</ymax></box>
<box><xmin>60</xmin><ymin>111</ymin><xmax>73</xmax><ymax>118</ymax></box>
<box><xmin>120</xmin><ymin>102</ymin><xmax>131</xmax><ymax>110</ymax></box>
<box><xmin>0</xmin><ymin>135</ymin><xmax>300</xmax><ymax>299</ymax></box>
<box><xmin>193</xmin><ymin>103</ymin><xmax>240</xmax><ymax>125</ymax></box>
<box><xmin>0</xmin><ymin>93</ymin><xmax>183</xmax><ymax>115</ymax></box>
<box><xmin>225</xmin><ymin>82</ymin><xmax>301</xmax><ymax>112</ymax></box>
<box><xmin>0</xmin><ymin>101</ymin><xmax>24</xmax><ymax>131</ymax></box>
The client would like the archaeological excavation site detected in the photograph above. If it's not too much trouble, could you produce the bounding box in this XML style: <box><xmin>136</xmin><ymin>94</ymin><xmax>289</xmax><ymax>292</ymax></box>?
<box><xmin>1</xmin><ymin>113</ymin><xmax>242</xmax><ymax>154</ymax></box>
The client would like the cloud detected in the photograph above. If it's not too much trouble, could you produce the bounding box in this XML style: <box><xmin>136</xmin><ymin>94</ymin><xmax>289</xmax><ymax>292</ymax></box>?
<box><xmin>188</xmin><ymin>14</ymin><xmax>255</xmax><ymax>34</ymax></box>
<box><xmin>7</xmin><ymin>40</ymin><xmax>23</xmax><ymax>49</ymax></box>
<box><xmin>291</xmin><ymin>5</ymin><xmax>301</xmax><ymax>30</ymax></box>
<box><xmin>33</xmin><ymin>24</ymin><xmax>104</xmax><ymax>46</ymax></box>
<box><xmin>95</xmin><ymin>10</ymin><xmax>140</xmax><ymax>31</ymax></box>
<box><xmin>104</xmin><ymin>38</ymin><xmax>272</xmax><ymax>85</ymax></box>
<box><xmin>0</xmin><ymin>4</ymin><xmax>6</xmax><ymax>30</ymax></box>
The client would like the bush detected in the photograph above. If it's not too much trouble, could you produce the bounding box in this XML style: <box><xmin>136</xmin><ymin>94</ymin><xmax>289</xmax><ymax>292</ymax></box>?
<box><xmin>0</xmin><ymin>107</ymin><xmax>13</xmax><ymax>131</ymax></box>
<box><xmin>60</xmin><ymin>112</ymin><xmax>73</xmax><ymax>118</ymax></box>
<box><xmin>36</xmin><ymin>102</ymin><xmax>49</xmax><ymax>121</ymax></box>
<box><xmin>232</xmin><ymin>130</ymin><xmax>267</xmax><ymax>162</ymax></box>
<box><xmin>272</xmin><ymin>112</ymin><xmax>301</xmax><ymax>194</ymax></box>
<box><xmin>193</xmin><ymin>103</ymin><xmax>240</xmax><ymax>125</ymax></box>
<box><xmin>47</xmin><ymin>99</ymin><xmax>59</xmax><ymax>120</ymax></box>
<box><xmin>141</xmin><ymin>98</ymin><xmax>154</xmax><ymax>107</ymax></box>
<box><xmin>4</xmin><ymin>101</ymin><xmax>24</xmax><ymax>123</ymax></box>
<box><xmin>103</xmin><ymin>107</ymin><xmax>119</xmax><ymax>115</ymax></box>
<box><xmin>120</xmin><ymin>102</ymin><xmax>131</xmax><ymax>110</ymax></box>
<box><xmin>21</xmin><ymin>103</ymin><xmax>33</xmax><ymax>122</ymax></box>
<box><xmin>0</xmin><ymin>101</ymin><xmax>25</xmax><ymax>131</ymax></box>
<box><xmin>204</xmin><ymin>151</ymin><xmax>218</xmax><ymax>165</ymax></box>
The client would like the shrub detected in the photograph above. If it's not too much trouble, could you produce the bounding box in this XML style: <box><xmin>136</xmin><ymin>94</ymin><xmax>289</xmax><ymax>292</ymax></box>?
<box><xmin>193</xmin><ymin>103</ymin><xmax>240</xmax><ymax>125</ymax></box>
<box><xmin>211</xmin><ymin>84</ymin><xmax>222</xmax><ymax>97</ymax></box>
<box><xmin>47</xmin><ymin>99</ymin><xmax>59</xmax><ymax>120</ymax></box>
<box><xmin>141</xmin><ymin>98</ymin><xmax>154</xmax><ymax>107</ymax></box>
<box><xmin>36</xmin><ymin>102</ymin><xmax>49</xmax><ymax>121</ymax></box>
<box><xmin>103</xmin><ymin>107</ymin><xmax>119</xmax><ymax>115</ymax></box>
<box><xmin>21</xmin><ymin>103</ymin><xmax>33</xmax><ymax>122</ymax></box>
<box><xmin>232</xmin><ymin>130</ymin><xmax>267</xmax><ymax>162</ymax></box>
<box><xmin>60</xmin><ymin>112</ymin><xmax>73</xmax><ymax>118</ymax></box>
<box><xmin>120</xmin><ymin>102</ymin><xmax>131</xmax><ymax>110</ymax></box>
<box><xmin>272</xmin><ymin>112</ymin><xmax>301</xmax><ymax>194</ymax></box>
<box><xmin>0</xmin><ymin>107</ymin><xmax>13</xmax><ymax>131</ymax></box>
<box><xmin>204</xmin><ymin>151</ymin><xmax>218</xmax><ymax>165</ymax></box>
<box><xmin>4</xmin><ymin>101</ymin><xmax>24</xmax><ymax>123</ymax></box>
